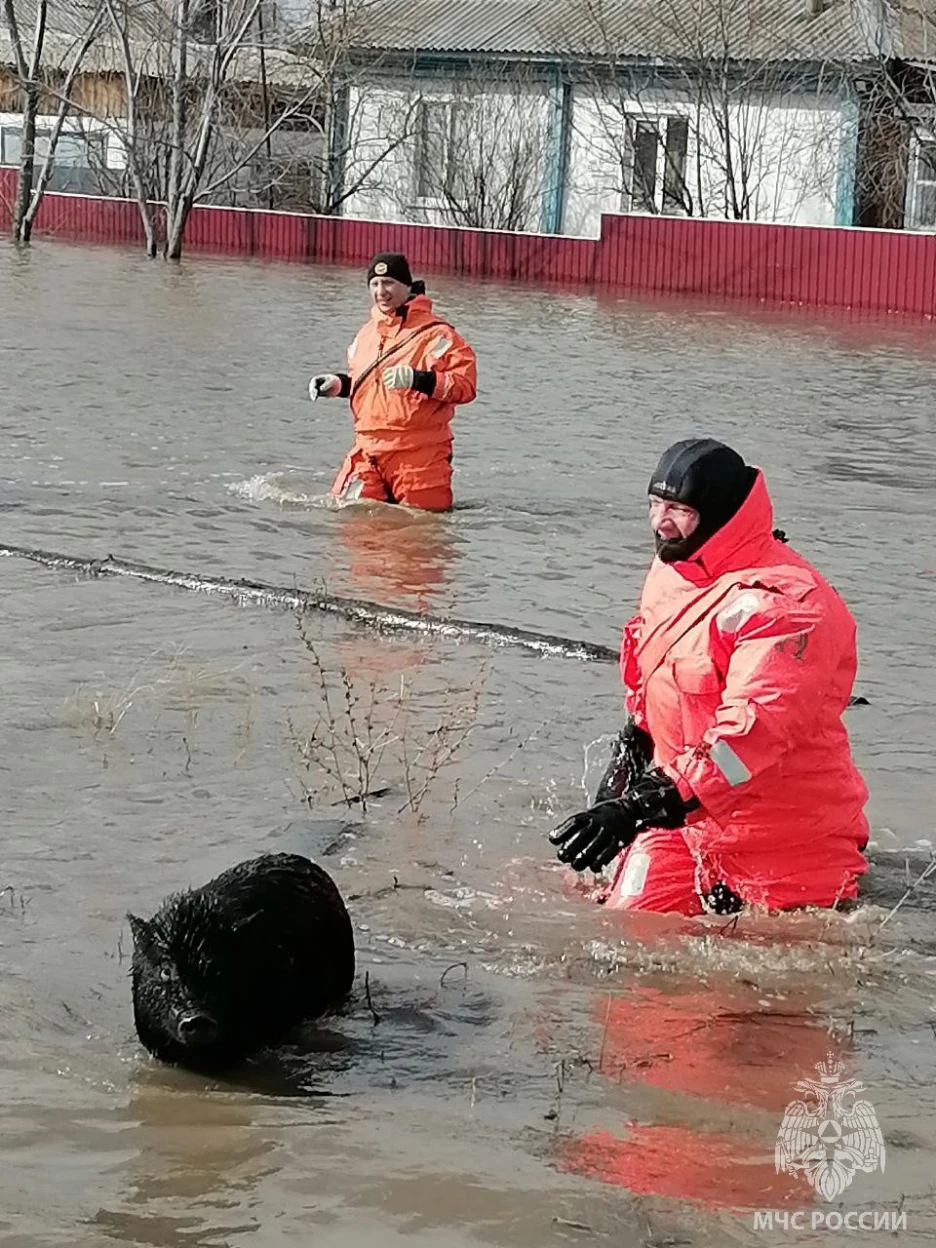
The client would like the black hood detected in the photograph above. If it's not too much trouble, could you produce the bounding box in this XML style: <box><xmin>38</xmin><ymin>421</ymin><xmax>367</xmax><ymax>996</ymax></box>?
<box><xmin>648</xmin><ymin>438</ymin><xmax>756</xmax><ymax>563</ymax></box>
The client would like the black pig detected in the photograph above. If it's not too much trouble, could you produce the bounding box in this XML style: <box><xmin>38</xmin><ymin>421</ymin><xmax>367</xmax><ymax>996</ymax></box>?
<box><xmin>128</xmin><ymin>852</ymin><xmax>354</xmax><ymax>1070</ymax></box>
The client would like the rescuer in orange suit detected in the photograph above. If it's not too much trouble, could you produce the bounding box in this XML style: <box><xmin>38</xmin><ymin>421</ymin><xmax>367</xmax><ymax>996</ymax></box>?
<box><xmin>550</xmin><ymin>438</ymin><xmax>869</xmax><ymax>914</ymax></box>
<box><xmin>309</xmin><ymin>252</ymin><xmax>477</xmax><ymax>512</ymax></box>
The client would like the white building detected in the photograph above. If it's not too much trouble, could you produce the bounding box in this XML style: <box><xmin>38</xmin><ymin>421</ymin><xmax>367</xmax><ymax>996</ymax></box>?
<box><xmin>325</xmin><ymin>0</ymin><xmax>936</xmax><ymax>235</ymax></box>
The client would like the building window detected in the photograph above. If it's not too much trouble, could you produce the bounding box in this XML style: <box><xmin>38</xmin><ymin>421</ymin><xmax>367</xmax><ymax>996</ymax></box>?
<box><xmin>413</xmin><ymin>99</ymin><xmax>464</xmax><ymax>201</ymax></box>
<box><xmin>49</xmin><ymin>131</ymin><xmax>107</xmax><ymax>191</ymax></box>
<box><xmin>907</xmin><ymin>138</ymin><xmax>936</xmax><ymax>229</ymax></box>
<box><xmin>622</xmin><ymin>115</ymin><xmax>689</xmax><ymax>215</ymax></box>
<box><xmin>0</xmin><ymin>127</ymin><xmax>52</xmax><ymax>166</ymax></box>
<box><xmin>0</xmin><ymin>125</ymin><xmax>105</xmax><ymax>192</ymax></box>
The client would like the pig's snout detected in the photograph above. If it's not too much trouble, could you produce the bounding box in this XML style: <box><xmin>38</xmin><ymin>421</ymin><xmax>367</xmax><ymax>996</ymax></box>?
<box><xmin>175</xmin><ymin>1011</ymin><xmax>220</xmax><ymax>1047</ymax></box>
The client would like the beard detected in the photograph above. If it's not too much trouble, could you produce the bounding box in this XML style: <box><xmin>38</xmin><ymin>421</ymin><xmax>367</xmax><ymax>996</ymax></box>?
<box><xmin>654</xmin><ymin>528</ymin><xmax>706</xmax><ymax>564</ymax></box>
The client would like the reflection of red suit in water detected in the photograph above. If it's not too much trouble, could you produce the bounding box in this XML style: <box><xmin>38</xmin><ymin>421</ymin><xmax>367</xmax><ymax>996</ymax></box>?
<box><xmin>327</xmin><ymin>505</ymin><xmax>458</xmax><ymax>681</ymax></box>
<box><xmin>604</xmin><ymin>471</ymin><xmax>868</xmax><ymax>914</ymax></box>
<box><xmin>331</xmin><ymin>507</ymin><xmax>457</xmax><ymax>610</ymax></box>
<box><xmin>557</xmin><ymin>982</ymin><xmax>846</xmax><ymax>1210</ymax></box>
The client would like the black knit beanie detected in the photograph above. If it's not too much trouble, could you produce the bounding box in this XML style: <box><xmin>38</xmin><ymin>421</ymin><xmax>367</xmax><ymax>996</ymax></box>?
<box><xmin>648</xmin><ymin>438</ymin><xmax>756</xmax><ymax>563</ymax></box>
<box><xmin>366</xmin><ymin>252</ymin><xmax>413</xmax><ymax>287</ymax></box>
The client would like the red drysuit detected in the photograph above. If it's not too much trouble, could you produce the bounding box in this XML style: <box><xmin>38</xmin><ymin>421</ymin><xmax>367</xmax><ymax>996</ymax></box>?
<box><xmin>603</xmin><ymin>470</ymin><xmax>869</xmax><ymax>912</ymax></box>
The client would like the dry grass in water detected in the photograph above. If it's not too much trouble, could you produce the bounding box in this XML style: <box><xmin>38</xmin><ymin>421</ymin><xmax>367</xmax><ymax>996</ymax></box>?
<box><xmin>63</xmin><ymin>645</ymin><xmax>252</xmax><ymax>740</ymax></box>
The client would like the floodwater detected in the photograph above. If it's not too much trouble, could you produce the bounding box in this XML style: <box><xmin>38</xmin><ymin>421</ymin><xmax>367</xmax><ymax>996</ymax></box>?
<box><xmin>1</xmin><ymin>242</ymin><xmax>936</xmax><ymax>1247</ymax></box>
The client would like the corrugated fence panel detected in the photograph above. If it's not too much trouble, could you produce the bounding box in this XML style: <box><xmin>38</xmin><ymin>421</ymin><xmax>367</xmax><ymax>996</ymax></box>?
<box><xmin>0</xmin><ymin>174</ymin><xmax>145</xmax><ymax>244</ymax></box>
<box><xmin>907</xmin><ymin>233</ymin><xmax>936</xmax><ymax>315</ymax></box>
<box><xmin>890</xmin><ymin>231</ymin><xmax>936</xmax><ymax>317</ymax></box>
<box><xmin>252</xmin><ymin>209</ymin><xmax>308</xmax><ymax>260</ymax></box>
<box><xmin>0</xmin><ymin>166</ymin><xmax>16</xmax><ymax>230</ymax></box>
<box><xmin>595</xmin><ymin>211</ymin><xmax>936</xmax><ymax>315</ymax></box>
<box><xmin>841</xmin><ymin>228</ymin><xmax>865</xmax><ymax>310</ymax></box>
<box><xmin>3</xmin><ymin>175</ymin><xmax>936</xmax><ymax>315</ymax></box>
<box><xmin>892</xmin><ymin>235</ymin><xmax>914</xmax><ymax>311</ymax></box>
<box><xmin>40</xmin><ymin>190</ymin><xmax>143</xmax><ymax>244</ymax></box>
<box><xmin>185</xmin><ymin>204</ymin><xmax>251</xmax><ymax>254</ymax></box>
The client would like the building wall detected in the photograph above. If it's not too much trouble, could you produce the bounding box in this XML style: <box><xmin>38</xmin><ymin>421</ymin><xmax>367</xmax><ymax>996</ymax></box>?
<box><xmin>0</xmin><ymin>71</ymin><xmax>322</xmax><ymax>209</ymax></box>
<box><xmin>0</xmin><ymin>69</ymin><xmax>127</xmax><ymax>116</ymax></box>
<box><xmin>341</xmin><ymin>74</ymin><xmax>553</xmax><ymax>233</ymax></box>
<box><xmin>0</xmin><ymin>68</ymin><xmax>16</xmax><ymax>111</ymax></box>
<box><xmin>565</xmin><ymin>85</ymin><xmax>848</xmax><ymax>235</ymax></box>
<box><xmin>0</xmin><ymin>68</ymin><xmax>129</xmax><ymax>191</ymax></box>
<box><xmin>343</xmin><ymin>66</ymin><xmax>851</xmax><ymax>237</ymax></box>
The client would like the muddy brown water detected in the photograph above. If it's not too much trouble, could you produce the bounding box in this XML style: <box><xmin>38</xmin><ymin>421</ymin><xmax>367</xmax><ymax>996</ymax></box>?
<box><xmin>1</xmin><ymin>243</ymin><xmax>935</xmax><ymax>1247</ymax></box>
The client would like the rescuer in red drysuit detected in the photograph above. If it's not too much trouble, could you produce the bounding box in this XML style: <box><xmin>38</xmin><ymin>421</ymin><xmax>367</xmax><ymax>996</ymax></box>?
<box><xmin>550</xmin><ymin>438</ymin><xmax>869</xmax><ymax>914</ymax></box>
<box><xmin>309</xmin><ymin>252</ymin><xmax>477</xmax><ymax>512</ymax></box>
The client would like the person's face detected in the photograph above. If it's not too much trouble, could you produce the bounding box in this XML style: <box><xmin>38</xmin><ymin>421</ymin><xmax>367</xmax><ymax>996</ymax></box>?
<box><xmin>648</xmin><ymin>495</ymin><xmax>700</xmax><ymax>542</ymax></box>
<box><xmin>369</xmin><ymin>275</ymin><xmax>411</xmax><ymax>312</ymax></box>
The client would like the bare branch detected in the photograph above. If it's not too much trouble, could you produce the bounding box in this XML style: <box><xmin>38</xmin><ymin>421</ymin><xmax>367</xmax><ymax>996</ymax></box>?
<box><xmin>25</xmin><ymin>0</ymin><xmax>46</xmax><ymax>81</ymax></box>
<box><xmin>1</xmin><ymin>0</ymin><xmax>29</xmax><ymax>81</ymax></box>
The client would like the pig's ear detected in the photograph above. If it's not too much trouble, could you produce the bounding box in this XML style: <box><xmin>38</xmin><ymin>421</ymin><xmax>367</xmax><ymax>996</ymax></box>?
<box><xmin>126</xmin><ymin>913</ymin><xmax>156</xmax><ymax>953</ymax></box>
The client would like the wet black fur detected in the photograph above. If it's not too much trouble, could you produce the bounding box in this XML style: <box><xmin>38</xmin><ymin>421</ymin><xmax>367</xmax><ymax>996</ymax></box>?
<box><xmin>128</xmin><ymin>853</ymin><xmax>355</xmax><ymax>1071</ymax></box>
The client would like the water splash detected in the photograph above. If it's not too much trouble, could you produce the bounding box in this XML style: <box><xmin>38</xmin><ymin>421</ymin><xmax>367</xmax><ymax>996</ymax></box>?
<box><xmin>580</xmin><ymin>733</ymin><xmax>619</xmax><ymax>803</ymax></box>
<box><xmin>228</xmin><ymin>472</ymin><xmax>333</xmax><ymax>509</ymax></box>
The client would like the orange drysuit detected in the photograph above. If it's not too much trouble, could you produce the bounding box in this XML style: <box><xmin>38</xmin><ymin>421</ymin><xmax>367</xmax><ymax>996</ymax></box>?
<box><xmin>331</xmin><ymin>295</ymin><xmax>477</xmax><ymax>511</ymax></box>
<box><xmin>603</xmin><ymin>469</ymin><xmax>869</xmax><ymax>913</ymax></box>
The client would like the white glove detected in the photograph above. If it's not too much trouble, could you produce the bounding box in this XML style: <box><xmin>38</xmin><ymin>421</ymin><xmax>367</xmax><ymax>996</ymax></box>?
<box><xmin>309</xmin><ymin>374</ymin><xmax>342</xmax><ymax>401</ymax></box>
<box><xmin>383</xmin><ymin>364</ymin><xmax>415</xmax><ymax>391</ymax></box>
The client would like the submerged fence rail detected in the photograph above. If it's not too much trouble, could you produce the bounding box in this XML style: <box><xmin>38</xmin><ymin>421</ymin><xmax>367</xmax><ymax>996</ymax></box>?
<box><xmin>2</xmin><ymin>167</ymin><xmax>936</xmax><ymax>315</ymax></box>
<box><xmin>0</xmin><ymin>542</ymin><xmax>870</xmax><ymax>707</ymax></box>
<box><xmin>0</xmin><ymin>543</ymin><xmax>620</xmax><ymax>663</ymax></box>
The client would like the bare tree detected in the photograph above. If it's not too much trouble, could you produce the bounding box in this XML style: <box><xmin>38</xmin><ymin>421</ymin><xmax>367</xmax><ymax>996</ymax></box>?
<box><xmin>852</xmin><ymin>79</ymin><xmax>911</xmax><ymax>229</ymax></box>
<box><xmin>69</xmin><ymin>0</ymin><xmax>418</xmax><ymax>256</ymax></box>
<box><xmin>0</xmin><ymin>0</ymin><xmax>103</xmax><ymax>241</ymax></box>
<box><xmin>95</xmin><ymin>0</ymin><xmax>157</xmax><ymax>252</ymax></box>
<box><xmin>84</xmin><ymin>0</ymin><xmax>328</xmax><ymax>255</ymax></box>
<box><xmin>855</xmin><ymin>34</ymin><xmax>936</xmax><ymax>231</ymax></box>
<box><xmin>285</xmin><ymin>0</ymin><xmax>423</xmax><ymax>215</ymax></box>
<box><xmin>318</xmin><ymin>84</ymin><xmax>421</xmax><ymax>215</ymax></box>
<box><xmin>153</xmin><ymin>0</ymin><xmax>328</xmax><ymax>257</ymax></box>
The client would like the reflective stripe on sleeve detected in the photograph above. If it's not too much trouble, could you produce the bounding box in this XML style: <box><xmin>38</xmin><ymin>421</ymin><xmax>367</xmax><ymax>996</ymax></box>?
<box><xmin>716</xmin><ymin>592</ymin><xmax>760</xmax><ymax>635</ymax></box>
<box><xmin>709</xmin><ymin>738</ymin><xmax>752</xmax><ymax>787</ymax></box>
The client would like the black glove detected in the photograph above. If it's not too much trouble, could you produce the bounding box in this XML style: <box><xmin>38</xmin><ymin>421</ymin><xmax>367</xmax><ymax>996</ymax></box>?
<box><xmin>594</xmin><ymin>720</ymin><xmax>654</xmax><ymax>803</ymax></box>
<box><xmin>626</xmin><ymin>767</ymin><xmax>699</xmax><ymax>829</ymax></box>
<box><xmin>550</xmin><ymin>768</ymin><xmax>699</xmax><ymax>874</ymax></box>
<box><xmin>381</xmin><ymin>364</ymin><xmax>436</xmax><ymax>396</ymax></box>
<box><xmin>309</xmin><ymin>372</ymin><xmax>351</xmax><ymax>400</ymax></box>
<box><xmin>549</xmin><ymin>797</ymin><xmax>643</xmax><ymax>873</ymax></box>
<box><xmin>412</xmin><ymin>368</ymin><xmax>436</xmax><ymax>396</ymax></box>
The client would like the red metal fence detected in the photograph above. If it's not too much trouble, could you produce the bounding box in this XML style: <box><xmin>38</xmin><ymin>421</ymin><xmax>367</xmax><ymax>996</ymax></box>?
<box><xmin>3</xmin><ymin>166</ymin><xmax>936</xmax><ymax>316</ymax></box>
